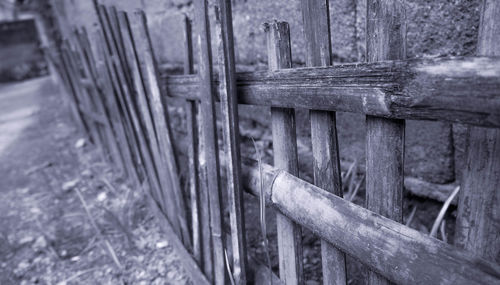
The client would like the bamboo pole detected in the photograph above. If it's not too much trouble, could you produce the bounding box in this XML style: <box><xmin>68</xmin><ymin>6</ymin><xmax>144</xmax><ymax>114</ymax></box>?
<box><xmin>161</xmin><ymin>55</ymin><xmax>500</xmax><ymax>129</ymax></box>
<box><xmin>238</xmin><ymin>158</ymin><xmax>500</xmax><ymax>285</ymax></box>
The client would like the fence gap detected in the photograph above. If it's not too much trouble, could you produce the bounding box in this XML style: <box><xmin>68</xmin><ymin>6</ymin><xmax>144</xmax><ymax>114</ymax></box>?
<box><xmin>265</xmin><ymin>21</ymin><xmax>303</xmax><ymax>285</ymax></box>
<box><xmin>300</xmin><ymin>0</ymin><xmax>347</xmax><ymax>283</ymax></box>
<box><xmin>454</xmin><ymin>0</ymin><xmax>500</xmax><ymax>263</ymax></box>
<box><xmin>365</xmin><ymin>1</ymin><xmax>406</xmax><ymax>284</ymax></box>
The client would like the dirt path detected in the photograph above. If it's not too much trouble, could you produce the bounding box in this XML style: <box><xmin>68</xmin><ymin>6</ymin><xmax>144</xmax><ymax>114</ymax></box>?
<box><xmin>0</xmin><ymin>77</ymin><xmax>192</xmax><ymax>284</ymax></box>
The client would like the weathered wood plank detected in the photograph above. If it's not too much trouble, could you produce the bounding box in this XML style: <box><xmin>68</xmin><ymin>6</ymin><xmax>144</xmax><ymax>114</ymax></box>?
<box><xmin>113</xmin><ymin>11</ymin><xmax>168</xmax><ymax>213</ymax></box>
<box><xmin>185</xmin><ymin>100</ymin><xmax>201</xmax><ymax>261</ymax></box>
<box><xmin>78</xmin><ymin>103</ymin><xmax>107</xmax><ymax>125</ymax></box>
<box><xmin>71</xmin><ymin>29</ymin><xmax>126</xmax><ymax>176</ymax></box>
<box><xmin>129</xmin><ymin>10</ymin><xmax>191</xmax><ymax>251</ymax></box>
<box><xmin>61</xmin><ymin>43</ymin><xmax>105</xmax><ymax>157</ymax></box>
<box><xmin>96</xmin><ymin>6</ymin><xmax>145</xmax><ymax>185</ymax></box>
<box><xmin>455</xmin><ymin>0</ymin><xmax>500</xmax><ymax>264</ymax></box>
<box><xmin>365</xmin><ymin>1</ymin><xmax>406</xmax><ymax>284</ymax></box>
<box><xmin>182</xmin><ymin>15</ymin><xmax>202</xmax><ymax>266</ymax></box>
<box><xmin>47</xmin><ymin>47</ymin><xmax>87</xmax><ymax>134</ymax></box>
<box><xmin>162</xmin><ymin>56</ymin><xmax>500</xmax><ymax>128</ymax></box>
<box><xmin>194</xmin><ymin>0</ymin><xmax>225</xmax><ymax>283</ymax></box>
<box><xmin>116</xmin><ymin>10</ymin><xmax>181</xmax><ymax>238</ymax></box>
<box><xmin>300</xmin><ymin>1</ymin><xmax>347</xmax><ymax>284</ymax></box>
<box><xmin>80</xmin><ymin>27</ymin><xmax>141</xmax><ymax>185</ymax></box>
<box><xmin>196</xmin><ymin>102</ymin><xmax>213</xmax><ymax>279</ymax></box>
<box><xmin>265</xmin><ymin>21</ymin><xmax>303</xmax><ymax>285</ymax></box>
<box><xmin>180</xmin><ymin>14</ymin><xmax>212</xmax><ymax>276</ymax></box>
<box><xmin>238</xmin><ymin>158</ymin><xmax>500</xmax><ymax>285</ymax></box>
<box><xmin>214</xmin><ymin>2</ymin><xmax>247</xmax><ymax>284</ymax></box>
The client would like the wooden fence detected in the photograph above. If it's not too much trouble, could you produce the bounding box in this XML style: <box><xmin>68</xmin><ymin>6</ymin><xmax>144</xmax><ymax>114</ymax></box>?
<box><xmin>47</xmin><ymin>0</ymin><xmax>500</xmax><ymax>284</ymax></box>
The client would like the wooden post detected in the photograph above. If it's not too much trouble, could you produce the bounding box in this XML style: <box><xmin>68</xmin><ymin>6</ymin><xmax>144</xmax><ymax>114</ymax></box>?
<box><xmin>300</xmin><ymin>0</ymin><xmax>347</xmax><ymax>284</ymax></box>
<box><xmin>454</xmin><ymin>0</ymin><xmax>500</xmax><ymax>263</ymax></box>
<box><xmin>183</xmin><ymin>15</ymin><xmax>214</xmax><ymax>278</ymax></box>
<box><xmin>183</xmin><ymin>15</ymin><xmax>202</xmax><ymax>265</ymax></box>
<box><xmin>214</xmin><ymin>1</ymin><xmax>248</xmax><ymax>284</ymax></box>
<box><xmin>182</xmin><ymin>16</ymin><xmax>213</xmax><ymax>274</ymax></box>
<box><xmin>194</xmin><ymin>0</ymin><xmax>225</xmax><ymax>283</ymax></box>
<box><xmin>366</xmin><ymin>1</ymin><xmax>406</xmax><ymax>284</ymax></box>
<box><xmin>265</xmin><ymin>21</ymin><xmax>303</xmax><ymax>285</ymax></box>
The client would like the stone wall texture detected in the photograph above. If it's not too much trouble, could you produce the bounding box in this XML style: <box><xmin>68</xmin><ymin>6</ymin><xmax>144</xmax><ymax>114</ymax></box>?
<box><xmin>53</xmin><ymin>0</ymin><xmax>482</xmax><ymax>184</ymax></box>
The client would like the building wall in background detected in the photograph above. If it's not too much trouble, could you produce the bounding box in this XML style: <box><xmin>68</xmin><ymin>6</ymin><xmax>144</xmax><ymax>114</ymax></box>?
<box><xmin>0</xmin><ymin>18</ymin><xmax>47</xmax><ymax>82</ymax></box>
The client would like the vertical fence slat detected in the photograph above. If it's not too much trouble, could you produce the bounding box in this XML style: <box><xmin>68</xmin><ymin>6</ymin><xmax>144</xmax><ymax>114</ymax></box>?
<box><xmin>129</xmin><ymin>10</ymin><xmax>191</xmax><ymax>250</ymax></box>
<box><xmin>182</xmin><ymin>15</ymin><xmax>213</xmax><ymax>277</ymax></box>
<box><xmin>300</xmin><ymin>1</ymin><xmax>347</xmax><ymax>284</ymax></box>
<box><xmin>95</xmin><ymin>6</ymin><xmax>143</xmax><ymax>182</ymax></box>
<box><xmin>214</xmin><ymin>1</ymin><xmax>248</xmax><ymax>283</ymax></box>
<box><xmin>61</xmin><ymin>42</ymin><xmax>105</xmax><ymax>157</ymax></box>
<box><xmin>95</xmin><ymin>7</ymin><xmax>145</xmax><ymax>185</ymax></box>
<box><xmin>194</xmin><ymin>0</ymin><xmax>225</xmax><ymax>283</ymax></box>
<box><xmin>455</xmin><ymin>0</ymin><xmax>500</xmax><ymax>263</ymax></box>
<box><xmin>366</xmin><ymin>1</ymin><xmax>406</xmax><ymax>284</ymax></box>
<box><xmin>77</xmin><ymin>28</ymin><xmax>139</xmax><ymax>185</ymax></box>
<box><xmin>116</xmin><ymin>11</ymin><xmax>182</xmax><ymax>238</ymax></box>
<box><xmin>55</xmin><ymin>47</ymin><xmax>88</xmax><ymax>135</ymax></box>
<box><xmin>183</xmin><ymin>15</ymin><xmax>202</xmax><ymax>265</ymax></box>
<box><xmin>107</xmin><ymin>13</ymin><xmax>166</xmax><ymax>212</ymax></box>
<box><xmin>71</xmin><ymin>30</ymin><xmax>126</xmax><ymax>177</ymax></box>
<box><xmin>265</xmin><ymin>21</ymin><xmax>303</xmax><ymax>285</ymax></box>
<box><xmin>181</xmin><ymin>15</ymin><xmax>213</xmax><ymax>276</ymax></box>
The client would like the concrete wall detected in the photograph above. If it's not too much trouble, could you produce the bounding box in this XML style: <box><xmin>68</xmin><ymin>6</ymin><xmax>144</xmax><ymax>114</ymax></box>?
<box><xmin>53</xmin><ymin>0</ymin><xmax>482</xmax><ymax>185</ymax></box>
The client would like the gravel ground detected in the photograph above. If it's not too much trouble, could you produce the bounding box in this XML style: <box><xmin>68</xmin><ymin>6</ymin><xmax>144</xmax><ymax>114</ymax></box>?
<box><xmin>0</xmin><ymin>77</ymin><xmax>192</xmax><ymax>285</ymax></box>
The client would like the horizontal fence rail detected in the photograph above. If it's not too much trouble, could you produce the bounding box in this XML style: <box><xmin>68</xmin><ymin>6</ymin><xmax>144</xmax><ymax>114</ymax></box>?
<box><xmin>163</xmin><ymin>56</ymin><xmax>500</xmax><ymax>127</ymax></box>
<box><xmin>238</xmin><ymin>158</ymin><xmax>500</xmax><ymax>285</ymax></box>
